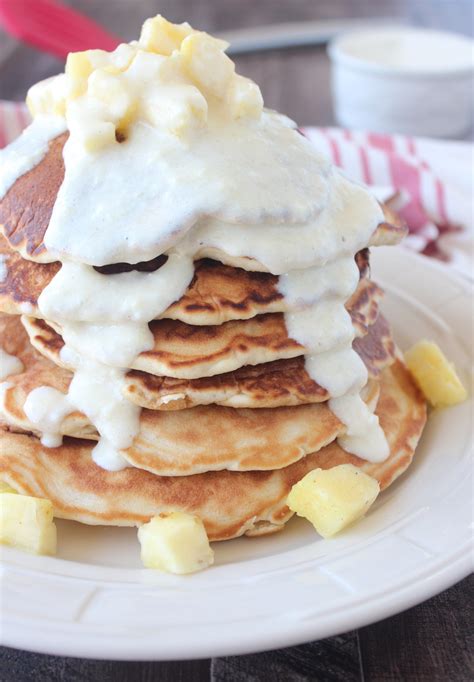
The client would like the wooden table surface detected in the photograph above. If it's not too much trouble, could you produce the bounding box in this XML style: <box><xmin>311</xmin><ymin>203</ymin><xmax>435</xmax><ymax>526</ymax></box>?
<box><xmin>0</xmin><ymin>1</ymin><xmax>472</xmax><ymax>680</ymax></box>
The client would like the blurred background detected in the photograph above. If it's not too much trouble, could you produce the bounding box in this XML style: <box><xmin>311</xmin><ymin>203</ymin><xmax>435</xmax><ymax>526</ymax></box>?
<box><xmin>0</xmin><ymin>0</ymin><xmax>472</xmax><ymax>126</ymax></box>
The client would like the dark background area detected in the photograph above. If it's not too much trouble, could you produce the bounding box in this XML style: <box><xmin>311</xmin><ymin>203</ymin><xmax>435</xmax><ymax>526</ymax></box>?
<box><xmin>0</xmin><ymin>1</ymin><xmax>473</xmax><ymax>680</ymax></box>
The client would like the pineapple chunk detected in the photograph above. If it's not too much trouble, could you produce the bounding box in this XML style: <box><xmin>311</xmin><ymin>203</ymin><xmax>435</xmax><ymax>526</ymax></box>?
<box><xmin>0</xmin><ymin>494</ymin><xmax>57</xmax><ymax>555</ymax></box>
<box><xmin>287</xmin><ymin>464</ymin><xmax>380</xmax><ymax>538</ymax></box>
<box><xmin>109</xmin><ymin>43</ymin><xmax>137</xmax><ymax>71</ymax></box>
<box><xmin>26</xmin><ymin>75</ymin><xmax>67</xmax><ymax>117</ymax></box>
<box><xmin>0</xmin><ymin>481</ymin><xmax>17</xmax><ymax>494</ymax></box>
<box><xmin>66</xmin><ymin>51</ymin><xmax>95</xmax><ymax>82</ymax></box>
<box><xmin>405</xmin><ymin>340</ymin><xmax>467</xmax><ymax>407</ymax></box>
<box><xmin>181</xmin><ymin>33</ymin><xmax>234</xmax><ymax>98</ymax></box>
<box><xmin>65</xmin><ymin>51</ymin><xmax>96</xmax><ymax>101</ymax></box>
<box><xmin>139</xmin><ymin>15</ymin><xmax>193</xmax><ymax>55</ymax></box>
<box><xmin>142</xmin><ymin>85</ymin><xmax>208</xmax><ymax>136</ymax></box>
<box><xmin>228</xmin><ymin>74</ymin><xmax>264</xmax><ymax>119</ymax></box>
<box><xmin>87</xmin><ymin>69</ymin><xmax>134</xmax><ymax>125</ymax></box>
<box><xmin>138</xmin><ymin>511</ymin><xmax>214</xmax><ymax>574</ymax></box>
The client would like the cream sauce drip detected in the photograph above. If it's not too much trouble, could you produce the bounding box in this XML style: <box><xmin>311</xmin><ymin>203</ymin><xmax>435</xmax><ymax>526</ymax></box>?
<box><xmin>0</xmin><ymin>349</ymin><xmax>24</xmax><ymax>381</ymax></box>
<box><xmin>23</xmin><ymin>385</ymin><xmax>73</xmax><ymax>448</ymax></box>
<box><xmin>278</xmin><ymin>256</ymin><xmax>389</xmax><ymax>462</ymax></box>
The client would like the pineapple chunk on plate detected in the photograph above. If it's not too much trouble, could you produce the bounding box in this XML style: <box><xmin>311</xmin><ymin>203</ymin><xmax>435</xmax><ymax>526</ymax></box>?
<box><xmin>138</xmin><ymin>511</ymin><xmax>214</xmax><ymax>574</ymax></box>
<box><xmin>287</xmin><ymin>464</ymin><xmax>380</xmax><ymax>538</ymax></box>
<box><xmin>405</xmin><ymin>340</ymin><xmax>467</xmax><ymax>408</ymax></box>
<box><xmin>0</xmin><ymin>494</ymin><xmax>57</xmax><ymax>555</ymax></box>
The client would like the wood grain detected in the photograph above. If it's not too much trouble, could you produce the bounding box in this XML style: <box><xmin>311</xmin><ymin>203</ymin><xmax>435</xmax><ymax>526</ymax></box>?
<box><xmin>0</xmin><ymin>1</ymin><xmax>472</xmax><ymax>680</ymax></box>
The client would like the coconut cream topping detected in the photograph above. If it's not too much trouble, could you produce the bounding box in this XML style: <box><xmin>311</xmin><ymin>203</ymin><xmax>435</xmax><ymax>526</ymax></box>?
<box><xmin>1</xmin><ymin>15</ymin><xmax>390</xmax><ymax>467</ymax></box>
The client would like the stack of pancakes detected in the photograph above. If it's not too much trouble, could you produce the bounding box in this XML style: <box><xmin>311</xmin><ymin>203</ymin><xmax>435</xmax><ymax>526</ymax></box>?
<box><xmin>0</xmin><ymin>134</ymin><xmax>427</xmax><ymax>542</ymax></box>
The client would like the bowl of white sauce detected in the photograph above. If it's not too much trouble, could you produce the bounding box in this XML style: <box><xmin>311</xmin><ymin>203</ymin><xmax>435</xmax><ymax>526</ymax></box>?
<box><xmin>328</xmin><ymin>27</ymin><xmax>474</xmax><ymax>138</ymax></box>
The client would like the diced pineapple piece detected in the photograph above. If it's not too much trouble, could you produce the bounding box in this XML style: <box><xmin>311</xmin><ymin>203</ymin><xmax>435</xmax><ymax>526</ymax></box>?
<box><xmin>26</xmin><ymin>75</ymin><xmax>67</xmax><ymax>117</ymax></box>
<box><xmin>404</xmin><ymin>340</ymin><xmax>467</xmax><ymax>407</ymax></box>
<box><xmin>138</xmin><ymin>511</ymin><xmax>214</xmax><ymax>574</ymax></box>
<box><xmin>142</xmin><ymin>84</ymin><xmax>207</xmax><ymax>136</ymax></box>
<box><xmin>0</xmin><ymin>481</ymin><xmax>17</xmax><ymax>494</ymax></box>
<box><xmin>125</xmin><ymin>50</ymin><xmax>168</xmax><ymax>86</ymax></box>
<box><xmin>87</xmin><ymin>69</ymin><xmax>134</xmax><ymax>125</ymax></box>
<box><xmin>139</xmin><ymin>15</ymin><xmax>193</xmax><ymax>55</ymax></box>
<box><xmin>66</xmin><ymin>51</ymin><xmax>95</xmax><ymax>81</ymax></box>
<box><xmin>287</xmin><ymin>464</ymin><xmax>380</xmax><ymax>538</ymax></box>
<box><xmin>180</xmin><ymin>32</ymin><xmax>234</xmax><ymax>98</ymax></box>
<box><xmin>0</xmin><ymin>494</ymin><xmax>57</xmax><ymax>555</ymax></box>
<box><xmin>65</xmin><ymin>52</ymin><xmax>95</xmax><ymax>100</ymax></box>
<box><xmin>228</xmin><ymin>74</ymin><xmax>264</xmax><ymax>119</ymax></box>
<box><xmin>109</xmin><ymin>43</ymin><xmax>137</xmax><ymax>71</ymax></box>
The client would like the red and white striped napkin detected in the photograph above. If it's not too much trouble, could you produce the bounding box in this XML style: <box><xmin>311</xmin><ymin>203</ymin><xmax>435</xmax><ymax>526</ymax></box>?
<box><xmin>1</xmin><ymin>101</ymin><xmax>472</xmax><ymax>277</ymax></box>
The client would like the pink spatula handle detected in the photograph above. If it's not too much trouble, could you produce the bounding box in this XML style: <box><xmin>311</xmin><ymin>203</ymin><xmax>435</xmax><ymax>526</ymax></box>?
<box><xmin>0</xmin><ymin>0</ymin><xmax>121</xmax><ymax>59</ymax></box>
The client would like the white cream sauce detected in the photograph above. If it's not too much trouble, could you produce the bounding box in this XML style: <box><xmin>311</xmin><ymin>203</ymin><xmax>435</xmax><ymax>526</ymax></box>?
<box><xmin>279</xmin><ymin>250</ymin><xmax>389</xmax><ymax>462</ymax></box>
<box><xmin>38</xmin><ymin>252</ymin><xmax>194</xmax><ymax>323</ymax></box>
<box><xmin>44</xmin><ymin>112</ymin><xmax>333</xmax><ymax>266</ymax></box>
<box><xmin>0</xmin><ymin>115</ymin><xmax>66</xmax><ymax>199</ymax></box>
<box><xmin>23</xmin><ymin>385</ymin><xmax>73</xmax><ymax>447</ymax></box>
<box><xmin>0</xmin><ymin>349</ymin><xmax>24</xmax><ymax>380</ymax></box>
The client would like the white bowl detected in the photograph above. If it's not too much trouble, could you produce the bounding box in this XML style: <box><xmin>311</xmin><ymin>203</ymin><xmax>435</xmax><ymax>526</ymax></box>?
<box><xmin>328</xmin><ymin>27</ymin><xmax>474</xmax><ymax>138</ymax></box>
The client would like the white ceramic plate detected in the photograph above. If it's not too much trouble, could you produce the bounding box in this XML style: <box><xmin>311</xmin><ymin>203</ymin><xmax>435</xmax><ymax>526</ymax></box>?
<box><xmin>1</xmin><ymin>247</ymin><xmax>472</xmax><ymax>661</ymax></box>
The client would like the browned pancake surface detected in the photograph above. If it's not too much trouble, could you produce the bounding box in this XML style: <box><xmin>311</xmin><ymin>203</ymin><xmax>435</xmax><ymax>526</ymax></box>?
<box><xmin>0</xmin><ymin>231</ymin><xmax>372</xmax><ymax>325</ymax></box>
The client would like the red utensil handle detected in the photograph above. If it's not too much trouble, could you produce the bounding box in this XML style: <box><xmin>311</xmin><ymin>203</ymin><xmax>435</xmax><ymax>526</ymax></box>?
<box><xmin>0</xmin><ymin>0</ymin><xmax>121</xmax><ymax>60</ymax></box>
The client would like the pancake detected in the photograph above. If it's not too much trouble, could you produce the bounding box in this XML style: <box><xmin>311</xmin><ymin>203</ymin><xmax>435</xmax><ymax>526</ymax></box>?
<box><xmin>124</xmin><ymin>316</ymin><xmax>395</xmax><ymax>410</ymax></box>
<box><xmin>0</xmin><ymin>314</ymin><xmax>96</xmax><ymax>440</ymax></box>
<box><xmin>0</xmin><ymin>342</ymin><xmax>379</xmax><ymax>475</ymax></box>
<box><xmin>0</xmin><ymin>313</ymin><xmax>384</xmax><ymax>474</ymax></box>
<box><xmin>353</xmin><ymin>314</ymin><xmax>396</xmax><ymax>378</ymax></box>
<box><xmin>21</xmin><ymin>277</ymin><xmax>382</xmax><ymax>380</ymax></box>
<box><xmin>20</xmin><ymin>308</ymin><xmax>395</xmax><ymax>411</ymax></box>
<box><xmin>0</xmin><ymin>232</ymin><xmax>371</xmax><ymax>326</ymax></box>
<box><xmin>0</xmin><ymin>360</ymin><xmax>427</xmax><ymax>540</ymax></box>
<box><xmin>0</xmin><ymin>131</ymin><xmax>406</xmax><ymax>266</ymax></box>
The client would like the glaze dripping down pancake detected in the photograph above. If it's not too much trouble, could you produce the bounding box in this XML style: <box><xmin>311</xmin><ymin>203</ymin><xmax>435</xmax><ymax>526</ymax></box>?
<box><xmin>19</xmin><ymin>310</ymin><xmax>396</xmax><ymax>409</ymax></box>
<box><xmin>0</xmin><ymin>233</ymin><xmax>373</xmax><ymax>326</ymax></box>
<box><xmin>19</xmin><ymin>277</ymin><xmax>382</xmax><ymax>380</ymax></box>
<box><xmin>0</xmin><ymin>312</ymin><xmax>381</xmax><ymax>475</ymax></box>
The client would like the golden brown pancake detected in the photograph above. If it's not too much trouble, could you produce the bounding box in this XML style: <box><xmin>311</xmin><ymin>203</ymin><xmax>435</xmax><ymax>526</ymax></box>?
<box><xmin>0</xmin><ymin>134</ymin><xmax>66</xmax><ymax>263</ymax></box>
<box><xmin>0</xmin><ymin>314</ymin><xmax>96</xmax><ymax>440</ymax></box>
<box><xmin>0</xmin><ymin>131</ymin><xmax>406</xmax><ymax>265</ymax></box>
<box><xmin>353</xmin><ymin>314</ymin><xmax>396</xmax><ymax>378</ymax></box>
<box><xmin>0</xmin><ymin>232</ymin><xmax>371</xmax><ymax>326</ymax></box>
<box><xmin>21</xmin><ymin>277</ymin><xmax>382</xmax><ymax>380</ymax></box>
<box><xmin>124</xmin><ymin>316</ymin><xmax>395</xmax><ymax>410</ymax></box>
<box><xmin>20</xmin><ymin>308</ymin><xmax>395</xmax><ymax>410</ymax></box>
<box><xmin>0</xmin><ymin>360</ymin><xmax>427</xmax><ymax>540</ymax></box>
<box><xmin>1</xmin><ymin>312</ymin><xmax>382</xmax><ymax>474</ymax></box>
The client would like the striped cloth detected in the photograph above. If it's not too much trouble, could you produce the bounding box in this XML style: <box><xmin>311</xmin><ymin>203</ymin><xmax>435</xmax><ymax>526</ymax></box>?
<box><xmin>1</xmin><ymin>100</ymin><xmax>472</xmax><ymax>276</ymax></box>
